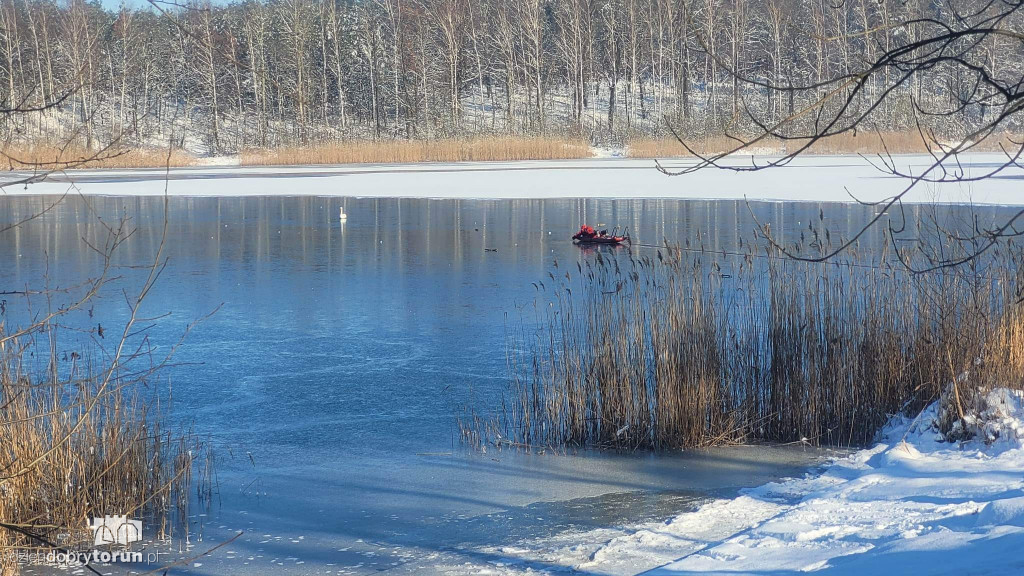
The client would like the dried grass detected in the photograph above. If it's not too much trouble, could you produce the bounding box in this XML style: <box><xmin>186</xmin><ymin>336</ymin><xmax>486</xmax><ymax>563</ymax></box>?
<box><xmin>0</xmin><ymin>207</ymin><xmax>207</xmax><ymax>574</ymax></box>
<box><xmin>476</xmin><ymin>236</ymin><xmax>1024</xmax><ymax>451</ymax></box>
<box><xmin>241</xmin><ymin>136</ymin><xmax>592</xmax><ymax>165</ymax></box>
<box><xmin>627</xmin><ymin>131</ymin><xmax>1023</xmax><ymax>158</ymax></box>
<box><xmin>0</xmin><ymin>144</ymin><xmax>196</xmax><ymax>170</ymax></box>
<box><xmin>0</xmin><ymin>342</ymin><xmax>204</xmax><ymax>571</ymax></box>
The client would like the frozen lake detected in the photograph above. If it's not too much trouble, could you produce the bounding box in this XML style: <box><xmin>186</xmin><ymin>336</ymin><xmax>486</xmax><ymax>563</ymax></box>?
<box><xmin>7</xmin><ymin>154</ymin><xmax>1024</xmax><ymax>205</ymax></box>
<box><xmin>3</xmin><ymin>192</ymin><xmax>1019</xmax><ymax>574</ymax></box>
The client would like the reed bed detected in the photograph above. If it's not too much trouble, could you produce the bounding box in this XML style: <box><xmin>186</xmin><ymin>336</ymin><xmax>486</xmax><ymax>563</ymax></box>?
<box><xmin>240</xmin><ymin>136</ymin><xmax>592</xmax><ymax>165</ymax></box>
<box><xmin>0</xmin><ymin>338</ymin><xmax>207</xmax><ymax>572</ymax></box>
<box><xmin>626</xmin><ymin>131</ymin><xmax>1022</xmax><ymax>158</ymax></box>
<box><xmin>0</xmin><ymin>195</ymin><xmax>209</xmax><ymax>574</ymax></box>
<box><xmin>478</xmin><ymin>239</ymin><xmax>1024</xmax><ymax>451</ymax></box>
<box><xmin>0</xmin><ymin>143</ymin><xmax>195</xmax><ymax>170</ymax></box>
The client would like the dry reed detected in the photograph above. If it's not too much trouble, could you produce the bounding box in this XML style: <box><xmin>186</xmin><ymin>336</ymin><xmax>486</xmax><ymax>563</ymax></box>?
<box><xmin>241</xmin><ymin>136</ymin><xmax>592</xmax><ymax>165</ymax></box>
<box><xmin>0</xmin><ymin>205</ymin><xmax>206</xmax><ymax>574</ymax></box>
<box><xmin>0</xmin><ymin>340</ymin><xmax>205</xmax><ymax>571</ymax></box>
<box><xmin>0</xmin><ymin>144</ymin><xmax>196</xmax><ymax>170</ymax></box>
<box><xmin>478</xmin><ymin>236</ymin><xmax>1024</xmax><ymax>451</ymax></box>
<box><xmin>627</xmin><ymin>131</ymin><xmax>1022</xmax><ymax>158</ymax></box>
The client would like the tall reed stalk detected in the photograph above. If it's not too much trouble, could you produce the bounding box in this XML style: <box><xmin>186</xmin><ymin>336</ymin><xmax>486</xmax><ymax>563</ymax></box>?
<box><xmin>1</xmin><ymin>144</ymin><xmax>195</xmax><ymax>169</ymax></box>
<box><xmin>0</xmin><ymin>201</ymin><xmax>208</xmax><ymax>573</ymax></box>
<box><xmin>483</xmin><ymin>239</ymin><xmax>1024</xmax><ymax>451</ymax></box>
<box><xmin>241</xmin><ymin>136</ymin><xmax>592</xmax><ymax>165</ymax></box>
<box><xmin>626</xmin><ymin>131</ymin><xmax>1022</xmax><ymax>158</ymax></box>
<box><xmin>0</xmin><ymin>338</ymin><xmax>207</xmax><ymax>570</ymax></box>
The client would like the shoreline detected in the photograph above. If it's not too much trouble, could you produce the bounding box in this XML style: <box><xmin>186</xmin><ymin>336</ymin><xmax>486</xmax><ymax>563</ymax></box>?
<box><xmin>468</xmin><ymin>390</ymin><xmax>1024</xmax><ymax>575</ymax></box>
<box><xmin>162</xmin><ymin>444</ymin><xmax>830</xmax><ymax>575</ymax></box>
<box><xmin>2</xmin><ymin>154</ymin><xmax>1022</xmax><ymax>206</ymax></box>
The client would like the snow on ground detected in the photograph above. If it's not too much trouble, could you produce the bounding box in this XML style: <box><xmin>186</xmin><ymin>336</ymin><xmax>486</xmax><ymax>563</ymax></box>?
<box><xmin>193</xmin><ymin>154</ymin><xmax>242</xmax><ymax>167</ymax></box>
<box><xmin>415</xmin><ymin>389</ymin><xmax>1024</xmax><ymax>575</ymax></box>
<box><xmin>578</xmin><ymin>388</ymin><xmax>1024</xmax><ymax>575</ymax></box>
<box><xmin>3</xmin><ymin>154</ymin><xmax>1024</xmax><ymax>205</ymax></box>
<box><xmin>589</xmin><ymin>146</ymin><xmax>628</xmax><ymax>158</ymax></box>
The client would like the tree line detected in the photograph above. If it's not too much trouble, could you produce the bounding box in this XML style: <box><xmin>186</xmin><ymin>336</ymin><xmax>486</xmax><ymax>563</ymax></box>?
<box><xmin>0</xmin><ymin>0</ymin><xmax>1019</xmax><ymax>154</ymax></box>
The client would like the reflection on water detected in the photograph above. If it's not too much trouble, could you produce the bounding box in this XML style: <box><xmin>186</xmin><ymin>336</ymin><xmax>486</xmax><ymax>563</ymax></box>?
<box><xmin>0</xmin><ymin>196</ymin><xmax>1014</xmax><ymax>574</ymax></box>
<box><xmin>1</xmin><ymin>196</ymin><xmax>912</xmax><ymax>454</ymax></box>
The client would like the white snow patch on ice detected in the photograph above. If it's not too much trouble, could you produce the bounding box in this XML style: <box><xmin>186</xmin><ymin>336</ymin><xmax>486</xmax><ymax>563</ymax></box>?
<box><xmin>5</xmin><ymin>154</ymin><xmax>1024</xmax><ymax>205</ymax></box>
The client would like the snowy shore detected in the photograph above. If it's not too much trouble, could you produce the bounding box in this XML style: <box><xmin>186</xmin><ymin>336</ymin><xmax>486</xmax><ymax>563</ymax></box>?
<box><xmin>568</xmin><ymin>389</ymin><xmax>1024</xmax><ymax>575</ymax></box>
<box><xmin>413</xmin><ymin>390</ymin><xmax>1024</xmax><ymax>575</ymax></box>
<box><xmin>4</xmin><ymin>154</ymin><xmax>1024</xmax><ymax>205</ymax></box>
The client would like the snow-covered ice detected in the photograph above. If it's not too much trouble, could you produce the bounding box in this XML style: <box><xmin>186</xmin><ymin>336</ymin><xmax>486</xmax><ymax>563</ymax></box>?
<box><xmin>5</xmin><ymin>154</ymin><xmax>1024</xmax><ymax>205</ymax></box>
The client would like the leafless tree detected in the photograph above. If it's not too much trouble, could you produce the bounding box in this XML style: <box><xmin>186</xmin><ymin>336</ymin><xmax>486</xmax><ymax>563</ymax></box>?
<box><xmin>658</xmin><ymin>0</ymin><xmax>1024</xmax><ymax>273</ymax></box>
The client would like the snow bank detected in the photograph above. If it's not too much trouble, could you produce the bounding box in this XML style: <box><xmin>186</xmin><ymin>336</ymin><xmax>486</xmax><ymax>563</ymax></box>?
<box><xmin>580</xmin><ymin>388</ymin><xmax>1024</xmax><ymax>575</ymax></box>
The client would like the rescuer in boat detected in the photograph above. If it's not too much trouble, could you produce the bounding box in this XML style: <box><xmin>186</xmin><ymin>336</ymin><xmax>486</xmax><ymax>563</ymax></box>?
<box><xmin>575</xmin><ymin>225</ymin><xmax>611</xmax><ymax>240</ymax></box>
<box><xmin>573</xmin><ymin>224</ymin><xmax>630</xmax><ymax>245</ymax></box>
<box><xmin>576</xmin><ymin>224</ymin><xmax>598</xmax><ymax>239</ymax></box>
